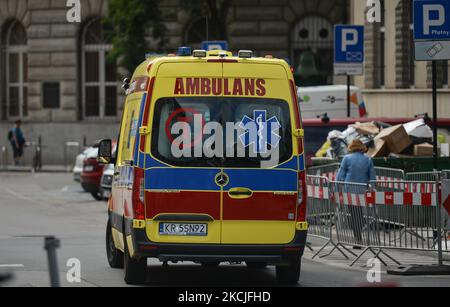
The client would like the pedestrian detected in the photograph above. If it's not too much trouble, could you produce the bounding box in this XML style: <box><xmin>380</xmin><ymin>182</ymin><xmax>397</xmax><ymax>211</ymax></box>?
<box><xmin>8</xmin><ymin>119</ymin><xmax>26</xmax><ymax>166</ymax></box>
<box><xmin>337</xmin><ymin>139</ymin><xmax>376</xmax><ymax>249</ymax></box>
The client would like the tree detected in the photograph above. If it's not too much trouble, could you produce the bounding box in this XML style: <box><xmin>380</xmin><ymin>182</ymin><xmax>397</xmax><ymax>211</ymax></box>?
<box><xmin>106</xmin><ymin>0</ymin><xmax>166</xmax><ymax>74</ymax></box>
<box><xmin>182</xmin><ymin>0</ymin><xmax>232</xmax><ymax>41</ymax></box>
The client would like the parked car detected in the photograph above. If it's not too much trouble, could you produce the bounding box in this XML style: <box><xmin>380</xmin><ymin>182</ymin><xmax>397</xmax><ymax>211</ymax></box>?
<box><xmin>80</xmin><ymin>142</ymin><xmax>116</xmax><ymax>201</ymax></box>
<box><xmin>80</xmin><ymin>152</ymin><xmax>103</xmax><ymax>200</ymax></box>
<box><xmin>73</xmin><ymin>146</ymin><xmax>98</xmax><ymax>183</ymax></box>
<box><xmin>99</xmin><ymin>163</ymin><xmax>114</xmax><ymax>200</ymax></box>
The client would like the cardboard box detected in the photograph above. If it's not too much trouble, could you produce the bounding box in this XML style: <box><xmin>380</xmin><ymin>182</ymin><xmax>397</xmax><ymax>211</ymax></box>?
<box><xmin>367</xmin><ymin>139</ymin><xmax>387</xmax><ymax>157</ymax></box>
<box><xmin>374</xmin><ymin>124</ymin><xmax>412</xmax><ymax>154</ymax></box>
<box><xmin>351</xmin><ymin>122</ymin><xmax>380</xmax><ymax>135</ymax></box>
<box><xmin>414</xmin><ymin>143</ymin><xmax>435</xmax><ymax>156</ymax></box>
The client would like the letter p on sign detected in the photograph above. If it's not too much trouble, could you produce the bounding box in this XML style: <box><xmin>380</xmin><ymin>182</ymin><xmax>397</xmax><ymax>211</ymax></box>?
<box><xmin>342</xmin><ymin>29</ymin><xmax>359</xmax><ymax>52</ymax></box>
<box><xmin>424</xmin><ymin>4</ymin><xmax>445</xmax><ymax>35</ymax></box>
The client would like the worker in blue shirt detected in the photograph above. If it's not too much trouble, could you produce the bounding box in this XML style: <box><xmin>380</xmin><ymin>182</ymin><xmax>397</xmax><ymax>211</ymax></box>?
<box><xmin>337</xmin><ymin>139</ymin><xmax>376</xmax><ymax>248</ymax></box>
<box><xmin>8</xmin><ymin>120</ymin><xmax>26</xmax><ymax>166</ymax></box>
<box><xmin>337</xmin><ymin>140</ymin><xmax>376</xmax><ymax>184</ymax></box>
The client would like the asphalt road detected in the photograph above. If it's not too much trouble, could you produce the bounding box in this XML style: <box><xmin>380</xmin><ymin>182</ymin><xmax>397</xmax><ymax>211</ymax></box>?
<box><xmin>0</xmin><ymin>172</ymin><xmax>450</xmax><ymax>287</ymax></box>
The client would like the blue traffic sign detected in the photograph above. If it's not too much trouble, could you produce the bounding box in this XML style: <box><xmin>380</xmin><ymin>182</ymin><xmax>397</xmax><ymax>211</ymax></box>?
<box><xmin>334</xmin><ymin>25</ymin><xmax>365</xmax><ymax>64</ymax></box>
<box><xmin>201</xmin><ymin>41</ymin><xmax>228</xmax><ymax>51</ymax></box>
<box><xmin>414</xmin><ymin>0</ymin><xmax>450</xmax><ymax>41</ymax></box>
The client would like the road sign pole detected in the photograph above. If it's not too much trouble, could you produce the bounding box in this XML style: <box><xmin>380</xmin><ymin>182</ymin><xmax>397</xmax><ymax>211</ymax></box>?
<box><xmin>347</xmin><ymin>75</ymin><xmax>351</xmax><ymax>118</ymax></box>
<box><xmin>432</xmin><ymin>61</ymin><xmax>444</xmax><ymax>266</ymax></box>
<box><xmin>432</xmin><ymin>61</ymin><xmax>438</xmax><ymax>171</ymax></box>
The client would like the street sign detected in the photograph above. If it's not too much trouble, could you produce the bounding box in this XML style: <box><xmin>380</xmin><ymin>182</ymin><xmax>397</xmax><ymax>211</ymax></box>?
<box><xmin>334</xmin><ymin>25</ymin><xmax>365</xmax><ymax>76</ymax></box>
<box><xmin>414</xmin><ymin>0</ymin><xmax>450</xmax><ymax>61</ymax></box>
<box><xmin>201</xmin><ymin>41</ymin><xmax>228</xmax><ymax>51</ymax></box>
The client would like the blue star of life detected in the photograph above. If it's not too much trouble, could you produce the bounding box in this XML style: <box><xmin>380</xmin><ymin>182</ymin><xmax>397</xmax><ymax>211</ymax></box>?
<box><xmin>239</xmin><ymin>110</ymin><xmax>281</xmax><ymax>154</ymax></box>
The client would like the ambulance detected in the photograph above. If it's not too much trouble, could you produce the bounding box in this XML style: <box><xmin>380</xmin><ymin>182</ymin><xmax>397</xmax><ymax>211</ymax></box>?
<box><xmin>98</xmin><ymin>48</ymin><xmax>308</xmax><ymax>285</ymax></box>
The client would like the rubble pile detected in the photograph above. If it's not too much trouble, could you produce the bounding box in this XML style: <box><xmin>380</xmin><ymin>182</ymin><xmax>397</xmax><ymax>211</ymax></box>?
<box><xmin>315</xmin><ymin>119</ymin><xmax>441</xmax><ymax>159</ymax></box>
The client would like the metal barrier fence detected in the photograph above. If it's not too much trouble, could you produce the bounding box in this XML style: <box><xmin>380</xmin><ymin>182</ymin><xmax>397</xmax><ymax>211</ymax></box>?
<box><xmin>307</xmin><ymin>163</ymin><xmax>340</xmax><ymax>181</ymax></box>
<box><xmin>405</xmin><ymin>171</ymin><xmax>440</xmax><ymax>182</ymax></box>
<box><xmin>306</xmin><ymin>170</ymin><xmax>450</xmax><ymax>266</ymax></box>
<box><xmin>307</xmin><ymin>163</ymin><xmax>405</xmax><ymax>183</ymax></box>
<box><xmin>443</xmin><ymin>170</ymin><xmax>450</xmax><ymax>180</ymax></box>
<box><xmin>306</xmin><ymin>175</ymin><xmax>359</xmax><ymax>260</ymax></box>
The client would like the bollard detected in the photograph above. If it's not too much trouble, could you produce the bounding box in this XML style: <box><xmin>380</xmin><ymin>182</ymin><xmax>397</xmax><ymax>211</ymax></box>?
<box><xmin>44</xmin><ymin>236</ymin><xmax>61</xmax><ymax>287</ymax></box>
<box><xmin>1</xmin><ymin>146</ymin><xmax>6</xmax><ymax>170</ymax></box>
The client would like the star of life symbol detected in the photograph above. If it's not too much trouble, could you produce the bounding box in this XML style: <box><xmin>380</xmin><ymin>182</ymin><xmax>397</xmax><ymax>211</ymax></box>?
<box><xmin>239</xmin><ymin>110</ymin><xmax>281</xmax><ymax>154</ymax></box>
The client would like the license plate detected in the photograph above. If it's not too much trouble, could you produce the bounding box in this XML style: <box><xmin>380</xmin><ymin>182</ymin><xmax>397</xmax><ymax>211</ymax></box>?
<box><xmin>159</xmin><ymin>223</ymin><xmax>207</xmax><ymax>236</ymax></box>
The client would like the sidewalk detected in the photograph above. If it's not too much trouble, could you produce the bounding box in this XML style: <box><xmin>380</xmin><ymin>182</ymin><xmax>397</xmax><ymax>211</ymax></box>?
<box><xmin>0</xmin><ymin>165</ymin><xmax>69</xmax><ymax>173</ymax></box>
<box><xmin>305</xmin><ymin>236</ymin><xmax>450</xmax><ymax>272</ymax></box>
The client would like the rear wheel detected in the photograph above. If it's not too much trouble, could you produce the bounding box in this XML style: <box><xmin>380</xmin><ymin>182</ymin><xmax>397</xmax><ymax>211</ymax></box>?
<box><xmin>123</xmin><ymin>235</ymin><xmax>147</xmax><ymax>285</ymax></box>
<box><xmin>246</xmin><ymin>262</ymin><xmax>267</xmax><ymax>269</ymax></box>
<box><xmin>105</xmin><ymin>220</ymin><xmax>123</xmax><ymax>269</ymax></box>
<box><xmin>276</xmin><ymin>258</ymin><xmax>301</xmax><ymax>285</ymax></box>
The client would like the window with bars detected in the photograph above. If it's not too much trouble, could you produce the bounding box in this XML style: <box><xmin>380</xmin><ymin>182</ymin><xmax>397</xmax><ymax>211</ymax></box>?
<box><xmin>81</xmin><ymin>18</ymin><xmax>118</xmax><ymax>118</ymax></box>
<box><xmin>290</xmin><ymin>16</ymin><xmax>334</xmax><ymax>86</ymax></box>
<box><xmin>5</xmin><ymin>21</ymin><xmax>28</xmax><ymax>119</ymax></box>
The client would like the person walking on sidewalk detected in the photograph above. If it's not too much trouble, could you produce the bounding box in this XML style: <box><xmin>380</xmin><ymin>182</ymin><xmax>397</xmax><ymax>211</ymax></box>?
<box><xmin>8</xmin><ymin>120</ymin><xmax>26</xmax><ymax>166</ymax></box>
<box><xmin>337</xmin><ymin>139</ymin><xmax>376</xmax><ymax>249</ymax></box>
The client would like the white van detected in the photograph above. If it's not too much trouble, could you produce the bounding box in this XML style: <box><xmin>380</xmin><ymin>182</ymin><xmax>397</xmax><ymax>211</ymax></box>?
<box><xmin>297</xmin><ymin>85</ymin><xmax>367</xmax><ymax>119</ymax></box>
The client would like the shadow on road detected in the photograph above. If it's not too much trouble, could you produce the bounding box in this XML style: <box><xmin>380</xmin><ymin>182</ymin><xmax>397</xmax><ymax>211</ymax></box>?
<box><xmin>141</xmin><ymin>264</ymin><xmax>284</xmax><ymax>287</ymax></box>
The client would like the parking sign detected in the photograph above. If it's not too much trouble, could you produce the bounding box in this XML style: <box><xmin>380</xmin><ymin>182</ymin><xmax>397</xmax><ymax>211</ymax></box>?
<box><xmin>334</xmin><ymin>25</ymin><xmax>365</xmax><ymax>76</ymax></box>
<box><xmin>201</xmin><ymin>41</ymin><xmax>228</xmax><ymax>51</ymax></box>
<box><xmin>414</xmin><ymin>0</ymin><xmax>450</xmax><ymax>61</ymax></box>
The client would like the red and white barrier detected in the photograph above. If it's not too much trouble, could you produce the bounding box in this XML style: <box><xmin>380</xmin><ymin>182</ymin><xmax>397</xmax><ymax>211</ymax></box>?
<box><xmin>307</xmin><ymin>185</ymin><xmax>329</xmax><ymax>200</ymax></box>
<box><xmin>332</xmin><ymin>192</ymin><xmax>367</xmax><ymax>207</ymax></box>
<box><xmin>366</xmin><ymin>191</ymin><xmax>437</xmax><ymax>207</ymax></box>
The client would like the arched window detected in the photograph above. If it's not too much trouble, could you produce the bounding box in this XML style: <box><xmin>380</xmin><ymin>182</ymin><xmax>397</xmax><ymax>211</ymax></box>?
<box><xmin>81</xmin><ymin>18</ymin><xmax>117</xmax><ymax>118</ymax></box>
<box><xmin>291</xmin><ymin>16</ymin><xmax>334</xmax><ymax>86</ymax></box>
<box><xmin>185</xmin><ymin>18</ymin><xmax>207</xmax><ymax>47</ymax></box>
<box><xmin>5</xmin><ymin>21</ymin><xmax>28</xmax><ymax>118</ymax></box>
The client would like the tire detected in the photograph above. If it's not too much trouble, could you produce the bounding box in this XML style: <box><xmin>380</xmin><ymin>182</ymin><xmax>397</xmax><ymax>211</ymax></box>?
<box><xmin>106</xmin><ymin>220</ymin><xmax>124</xmax><ymax>269</ymax></box>
<box><xmin>246</xmin><ymin>262</ymin><xmax>267</xmax><ymax>269</ymax></box>
<box><xmin>123</xmin><ymin>234</ymin><xmax>147</xmax><ymax>285</ymax></box>
<box><xmin>81</xmin><ymin>183</ymin><xmax>90</xmax><ymax>193</ymax></box>
<box><xmin>91</xmin><ymin>190</ymin><xmax>103</xmax><ymax>201</ymax></box>
<box><xmin>276</xmin><ymin>258</ymin><xmax>301</xmax><ymax>285</ymax></box>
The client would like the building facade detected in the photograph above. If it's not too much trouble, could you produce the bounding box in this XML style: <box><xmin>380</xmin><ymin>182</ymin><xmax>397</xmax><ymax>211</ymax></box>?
<box><xmin>351</xmin><ymin>0</ymin><xmax>450</xmax><ymax>119</ymax></box>
<box><xmin>0</xmin><ymin>0</ymin><xmax>350</xmax><ymax>164</ymax></box>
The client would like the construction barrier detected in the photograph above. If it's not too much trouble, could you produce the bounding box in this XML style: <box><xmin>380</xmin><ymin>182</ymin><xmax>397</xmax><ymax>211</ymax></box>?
<box><xmin>306</xmin><ymin>167</ymin><xmax>450</xmax><ymax>265</ymax></box>
<box><xmin>307</xmin><ymin>163</ymin><xmax>405</xmax><ymax>183</ymax></box>
<box><xmin>307</xmin><ymin>163</ymin><xmax>340</xmax><ymax>181</ymax></box>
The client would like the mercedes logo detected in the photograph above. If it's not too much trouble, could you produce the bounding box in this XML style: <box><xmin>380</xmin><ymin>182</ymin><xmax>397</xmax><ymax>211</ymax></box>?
<box><xmin>215</xmin><ymin>172</ymin><xmax>229</xmax><ymax>187</ymax></box>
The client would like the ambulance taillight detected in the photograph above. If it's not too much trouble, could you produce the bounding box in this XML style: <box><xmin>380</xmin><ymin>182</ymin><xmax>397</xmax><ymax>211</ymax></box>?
<box><xmin>297</xmin><ymin>171</ymin><xmax>307</xmax><ymax>222</ymax></box>
<box><xmin>132</xmin><ymin>168</ymin><xmax>145</xmax><ymax>220</ymax></box>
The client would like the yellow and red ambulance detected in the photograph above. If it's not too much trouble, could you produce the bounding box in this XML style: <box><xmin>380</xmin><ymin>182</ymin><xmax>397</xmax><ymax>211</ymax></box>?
<box><xmin>99</xmin><ymin>48</ymin><xmax>308</xmax><ymax>285</ymax></box>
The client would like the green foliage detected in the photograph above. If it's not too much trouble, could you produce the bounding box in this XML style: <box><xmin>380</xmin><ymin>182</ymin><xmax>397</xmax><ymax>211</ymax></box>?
<box><xmin>106</xmin><ymin>0</ymin><xmax>166</xmax><ymax>74</ymax></box>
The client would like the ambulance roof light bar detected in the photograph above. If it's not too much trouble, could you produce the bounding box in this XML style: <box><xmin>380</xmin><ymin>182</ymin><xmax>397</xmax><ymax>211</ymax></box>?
<box><xmin>193</xmin><ymin>49</ymin><xmax>207</xmax><ymax>58</ymax></box>
<box><xmin>238</xmin><ymin>50</ymin><xmax>253</xmax><ymax>59</ymax></box>
<box><xmin>177</xmin><ymin>46</ymin><xmax>192</xmax><ymax>56</ymax></box>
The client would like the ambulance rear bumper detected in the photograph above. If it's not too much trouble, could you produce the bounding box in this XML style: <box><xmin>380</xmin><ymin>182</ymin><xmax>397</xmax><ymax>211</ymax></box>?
<box><xmin>132</xmin><ymin>230</ymin><xmax>307</xmax><ymax>264</ymax></box>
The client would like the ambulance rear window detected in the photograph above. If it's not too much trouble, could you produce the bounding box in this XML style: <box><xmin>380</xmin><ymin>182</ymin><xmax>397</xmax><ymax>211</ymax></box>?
<box><xmin>151</xmin><ymin>97</ymin><xmax>293</xmax><ymax>168</ymax></box>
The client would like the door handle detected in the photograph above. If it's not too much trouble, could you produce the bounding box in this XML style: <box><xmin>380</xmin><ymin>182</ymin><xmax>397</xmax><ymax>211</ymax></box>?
<box><xmin>228</xmin><ymin>188</ymin><xmax>253</xmax><ymax>199</ymax></box>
